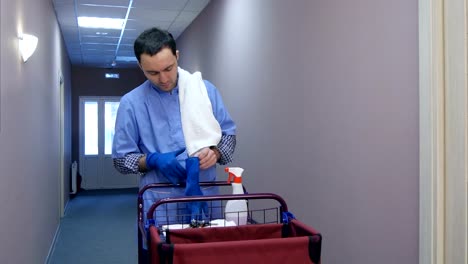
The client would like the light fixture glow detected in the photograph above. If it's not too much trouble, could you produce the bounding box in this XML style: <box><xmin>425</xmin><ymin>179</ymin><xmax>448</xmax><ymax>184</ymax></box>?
<box><xmin>19</xmin><ymin>34</ymin><xmax>38</xmax><ymax>62</ymax></box>
<box><xmin>116</xmin><ymin>56</ymin><xmax>137</xmax><ymax>62</ymax></box>
<box><xmin>105</xmin><ymin>73</ymin><xmax>120</xmax><ymax>79</ymax></box>
<box><xmin>78</xmin><ymin>17</ymin><xmax>124</xmax><ymax>29</ymax></box>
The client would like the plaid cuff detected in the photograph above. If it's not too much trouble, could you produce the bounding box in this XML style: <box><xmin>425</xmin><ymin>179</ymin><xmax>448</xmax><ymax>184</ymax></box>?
<box><xmin>217</xmin><ymin>134</ymin><xmax>236</xmax><ymax>165</ymax></box>
<box><xmin>113</xmin><ymin>153</ymin><xmax>145</xmax><ymax>175</ymax></box>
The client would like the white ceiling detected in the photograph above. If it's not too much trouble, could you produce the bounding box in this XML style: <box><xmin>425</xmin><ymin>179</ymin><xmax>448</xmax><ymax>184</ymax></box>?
<box><xmin>52</xmin><ymin>0</ymin><xmax>210</xmax><ymax>68</ymax></box>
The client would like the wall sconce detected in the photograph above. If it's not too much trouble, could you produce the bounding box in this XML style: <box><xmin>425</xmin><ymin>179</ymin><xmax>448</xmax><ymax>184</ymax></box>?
<box><xmin>18</xmin><ymin>34</ymin><xmax>38</xmax><ymax>62</ymax></box>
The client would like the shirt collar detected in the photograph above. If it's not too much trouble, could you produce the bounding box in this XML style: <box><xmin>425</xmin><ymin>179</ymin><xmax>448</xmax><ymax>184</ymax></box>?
<box><xmin>150</xmin><ymin>82</ymin><xmax>179</xmax><ymax>94</ymax></box>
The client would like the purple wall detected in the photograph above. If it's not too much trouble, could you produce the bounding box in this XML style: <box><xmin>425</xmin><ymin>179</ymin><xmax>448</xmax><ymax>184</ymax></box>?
<box><xmin>0</xmin><ymin>0</ymin><xmax>72</xmax><ymax>262</ymax></box>
<box><xmin>177</xmin><ymin>0</ymin><xmax>419</xmax><ymax>263</ymax></box>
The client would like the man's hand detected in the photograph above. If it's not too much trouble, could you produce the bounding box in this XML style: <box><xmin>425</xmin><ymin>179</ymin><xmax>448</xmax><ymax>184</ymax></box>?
<box><xmin>145</xmin><ymin>148</ymin><xmax>186</xmax><ymax>184</ymax></box>
<box><xmin>194</xmin><ymin>147</ymin><xmax>220</xmax><ymax>170</ymax></box>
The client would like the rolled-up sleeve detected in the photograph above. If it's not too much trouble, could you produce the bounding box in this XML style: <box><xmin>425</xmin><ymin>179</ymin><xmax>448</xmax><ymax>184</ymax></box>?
<box><xmin>112</xmin><ymin>95</ymin><xmax>145</xmax><ymax>175</ymax></box>
<box><xmin>217</xmin><ymin>134</ymin><xmax>236</xmax><ymax>165</ymax></box>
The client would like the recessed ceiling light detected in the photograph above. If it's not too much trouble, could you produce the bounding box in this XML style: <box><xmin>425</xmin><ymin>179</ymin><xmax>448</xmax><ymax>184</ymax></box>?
<box><xmin>105</xmin><ymin>73</ymin><xmax>120</xmax><ymax>79</ymax></box>
<box><xmin>78</xmin><ymin>17</ymin><xmax>124</xmax><ymax>30</ymax></box>
<box><xmin>116</xmin><ymin>56</ymin><xmax>138</xmax><ymax>62</ymax></box>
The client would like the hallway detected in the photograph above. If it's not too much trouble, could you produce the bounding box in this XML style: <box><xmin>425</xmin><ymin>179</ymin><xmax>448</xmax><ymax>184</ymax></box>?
<box><xmin>47</xmin><ymin>189</ymin><xmax>138</xmax><ymax>264</ymax></box>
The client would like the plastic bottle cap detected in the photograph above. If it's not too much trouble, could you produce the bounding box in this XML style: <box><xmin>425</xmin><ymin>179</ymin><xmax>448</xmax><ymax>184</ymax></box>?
<box><xmin>226</xmin><ymin>173</ymin><xmax>242</xmax><ymax>183</ymax></box>
<box><xmin>225</xmin><ymin>167</ymin><xmax>244</xmax><ymax>184</ymax></box>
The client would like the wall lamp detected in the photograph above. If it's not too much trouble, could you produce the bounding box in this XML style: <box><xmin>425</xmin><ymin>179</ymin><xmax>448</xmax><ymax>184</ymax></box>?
<box><xmin>18</xmin><ymin>33</ymin><xmax>38</xmax><ymax>62</ymax></box>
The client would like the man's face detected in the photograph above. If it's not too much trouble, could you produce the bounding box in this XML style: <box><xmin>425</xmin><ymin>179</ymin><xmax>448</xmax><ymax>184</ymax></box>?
<box><xmin>139</xmin><ymin>48</ymin><xmax>179</xmax><ymax>92</ymax></box>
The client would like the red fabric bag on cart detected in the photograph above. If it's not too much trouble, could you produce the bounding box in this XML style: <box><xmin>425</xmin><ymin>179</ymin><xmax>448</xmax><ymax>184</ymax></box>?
<box><xmin>149</xmin><ymin>219</ymin><xmax>321</xmax><ymax>264</ymax></box>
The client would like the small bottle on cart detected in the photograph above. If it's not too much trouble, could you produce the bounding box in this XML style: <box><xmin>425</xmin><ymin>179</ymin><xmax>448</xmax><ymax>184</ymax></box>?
<box><xmin>224</xmin><ymin>167</ymin><xmax>248</xmax><ymax>225</ymax></box>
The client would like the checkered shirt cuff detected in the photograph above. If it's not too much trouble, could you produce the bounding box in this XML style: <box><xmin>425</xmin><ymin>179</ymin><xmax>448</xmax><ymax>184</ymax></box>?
<box><xmin>113</xmin><ymin>153</ymin><xmax>145</xmax><ymax>175</ymax></box>
<box><xmin>217</xmin><ymin>134</ymin><xmax>236</xmax><ymax>165</ymax></box>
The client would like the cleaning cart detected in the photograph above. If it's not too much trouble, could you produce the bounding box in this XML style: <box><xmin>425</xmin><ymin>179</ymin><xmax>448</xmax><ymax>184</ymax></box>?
<box><xmin>137</xmin><ymin>181</ymin><xmax>322</xmax><ymax>264</ymax></box>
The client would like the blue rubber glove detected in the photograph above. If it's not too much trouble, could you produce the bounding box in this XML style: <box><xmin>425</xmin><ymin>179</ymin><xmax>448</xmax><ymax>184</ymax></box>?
<box><xmin>185</xmin><ymin>157</ymin><xmax>208</xmax><ymax>222</ymax></box>
<box><xmin>146</xmin><ymin>148</ymin><xmax>186</xmax><ymax>184</ymax></box>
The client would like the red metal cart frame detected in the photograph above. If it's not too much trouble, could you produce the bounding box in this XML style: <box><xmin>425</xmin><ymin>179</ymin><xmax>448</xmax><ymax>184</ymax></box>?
<box><xmin>137</xmin><ymin>182</ymin><xmax>321</xmax><ymax>264</ymax></box>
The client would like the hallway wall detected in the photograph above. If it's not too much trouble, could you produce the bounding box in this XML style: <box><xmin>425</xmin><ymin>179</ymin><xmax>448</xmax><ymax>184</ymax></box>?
<box><xmin>0</xmin><ymin>0</ymin><xmax>72</xmax><ymax>263</ymax></box>
<box><xmin>177</xmin><ymin>1</ymin><xmax>419</xmax><ymax>263</ymax></box>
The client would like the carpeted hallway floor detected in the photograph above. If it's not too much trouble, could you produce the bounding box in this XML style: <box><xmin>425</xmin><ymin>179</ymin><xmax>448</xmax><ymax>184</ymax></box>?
<box><xmin>47</xmin><ymin>188</ymin><xmax>139</xmax><ymax>264</ymax></box>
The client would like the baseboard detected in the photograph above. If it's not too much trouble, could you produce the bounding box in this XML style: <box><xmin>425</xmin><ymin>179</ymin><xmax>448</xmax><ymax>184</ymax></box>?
<box><xmin>44</xmin><ymin>200</ymin><xmax>70</xmax><ymax>264</ymax></box>
<box><xmin>63</xmin><ymin>198</ymin><xmax>72</xmax><ymax>215</ymax></box>
<box><xmin>44</xmin><ymin>221</ymin><xmax>61</xmax><ymax>264</ymax></box>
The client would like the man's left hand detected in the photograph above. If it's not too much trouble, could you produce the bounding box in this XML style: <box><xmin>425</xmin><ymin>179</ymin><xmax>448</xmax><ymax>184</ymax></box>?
<box><xmin>194</xmin><ymin>147</ymin><xmax>220</xmax><ymax>170</ymax></box>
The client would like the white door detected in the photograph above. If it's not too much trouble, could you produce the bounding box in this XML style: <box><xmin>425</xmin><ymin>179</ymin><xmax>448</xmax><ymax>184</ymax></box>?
<box><xmin>79</xmin><ymin>96</ymin><xmax>138</xmax><ymax>189</ymax></box>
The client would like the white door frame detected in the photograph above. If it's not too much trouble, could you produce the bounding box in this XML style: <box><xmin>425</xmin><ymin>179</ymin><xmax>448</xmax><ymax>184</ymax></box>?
<box><xmin>79</xmin><ymin>96</ymin><xmax>137</xmax><ymax>189</ymax></box>
<box><xmin>443</xmin><ymin>0</ymin><xmax>467</xmax><ymax>262</ymax></box>
<box><xmin>58</xmin><ymin>71</ymin><xmax>65</xmax><ymax>217</ymax></box>
<box><xmin>419</xmin><ymin>0</ymin><xmax>467</xmax><ymax>263</ymax></box>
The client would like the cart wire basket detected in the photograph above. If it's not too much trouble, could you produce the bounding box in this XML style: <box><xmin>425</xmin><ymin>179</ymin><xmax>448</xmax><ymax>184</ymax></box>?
<box><xmin>137</xmin><ymin>181</ymin><xmax>322</xmax><ymax>264</ymax></box>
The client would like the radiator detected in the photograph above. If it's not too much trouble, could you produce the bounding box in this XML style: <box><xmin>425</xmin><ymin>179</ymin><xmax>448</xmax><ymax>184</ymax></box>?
<box><xmin>70</xmin><ymin>161</ymin><xmax>78</xmax><ymax>194</ymax></box>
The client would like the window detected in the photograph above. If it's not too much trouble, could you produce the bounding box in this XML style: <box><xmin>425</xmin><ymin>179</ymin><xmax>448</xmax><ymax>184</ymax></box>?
<box><xmin>80</xmin><ymin>97</ymin><xmax>121</xmax><ymax>156</ymax></box>
<box><xmin>104</xmin><ymin>101</ymin><xmax>120</xmax><ymax>155</ymax></box>
<box><xmin>84</xmin><ymin>101</ymin><xmax>98</xmax><ymax>155</ymax></box>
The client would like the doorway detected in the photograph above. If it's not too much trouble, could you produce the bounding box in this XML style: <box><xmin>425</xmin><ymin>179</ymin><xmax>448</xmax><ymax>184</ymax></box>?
<box><xmin>79</xmin><ymin>96</ymin><xmax>138</xmax><ymax>189</ymax></box>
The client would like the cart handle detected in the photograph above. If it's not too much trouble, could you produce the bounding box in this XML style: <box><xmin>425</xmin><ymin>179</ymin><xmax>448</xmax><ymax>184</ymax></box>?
<box><xmin>138</xmin><ymin>181</ymin><xmax>235</xmax><ymax>198</ymax></box>
<box><xmin>138</xmin><ymin>181</ymin><xmax>246</xmax><ymax>223</ymax></box>
<box><xmin>146</xmin><ymin>192</ymin><xmax>289</xmax><ymax>221</ymax></box>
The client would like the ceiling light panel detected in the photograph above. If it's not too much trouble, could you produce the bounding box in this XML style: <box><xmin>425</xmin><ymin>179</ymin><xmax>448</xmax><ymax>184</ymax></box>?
<box><xmin>80</xmin><ymin>27</ymin><xmax>122</xmax><ymax>37</ymax></box>
<box><xmin>82</xmin><ymin>49</ymin><xmax>116</xmax><ymax>55</ymax></box>
<box><xmin>77</xmin><ymin>4</ymin><xmax>128</xmax><ymax>19</ymax></box>
<box><xmin>78</xmin><ymin>17</ymin><xmax>125</xmax><ymax>29</ymax></box>
<box><xmin>82</xmin><ymin>42</ymin><xmax>117</xmax><ymax>48</ymax></box>
<box><xmin>81</xmin><ymin>36</ymin><xmax>119</xmax><ymax>44</ymax></box>
<box><xmin>116</xmin><ymin>56</ymin><xmax>138</xmax><ymax>62</ymax></box>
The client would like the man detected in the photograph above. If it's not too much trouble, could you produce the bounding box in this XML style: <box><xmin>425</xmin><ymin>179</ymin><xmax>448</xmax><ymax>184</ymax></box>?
<box><xmin>112</xmin><ymin>27</ymin><xmax>236</xmax><ymax>224</ymax></box>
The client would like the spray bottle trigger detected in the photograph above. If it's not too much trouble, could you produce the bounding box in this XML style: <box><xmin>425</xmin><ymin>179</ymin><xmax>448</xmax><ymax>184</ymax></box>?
<box><xmin>227</xmin><ymin>173</ymin><xmax>235</xmax><ymax>183</ymax></box>
<box><xmin>225</xmin><ymin>167</ymin><xmax>233</xmax><ymax>183</ymax></box>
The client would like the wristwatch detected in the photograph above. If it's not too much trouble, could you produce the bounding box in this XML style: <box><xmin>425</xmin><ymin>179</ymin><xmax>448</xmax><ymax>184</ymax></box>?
<box><xmin>209</xmin><ymin>145</ymin><xmax>221</xmax><ymax>161</ymax></box>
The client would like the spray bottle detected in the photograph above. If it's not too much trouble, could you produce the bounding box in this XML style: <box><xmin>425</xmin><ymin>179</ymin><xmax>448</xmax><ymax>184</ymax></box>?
<box><xmin>224</xmin><ymin>167</ymin><xmax>248</xmax><ymax>225</ymax></box>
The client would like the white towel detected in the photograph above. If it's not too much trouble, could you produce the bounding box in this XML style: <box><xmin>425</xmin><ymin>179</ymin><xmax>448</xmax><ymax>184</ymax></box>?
<box><xmin>178</xmin><ymin>67</ymin><xmax>221</xmax><ymax>156</ymax></box>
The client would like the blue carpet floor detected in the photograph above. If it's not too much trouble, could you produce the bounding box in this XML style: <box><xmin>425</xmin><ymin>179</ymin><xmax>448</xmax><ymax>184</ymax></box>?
<box><xmin>47</xmin><ymin>188</ymin><xmax>139</xmax><ymax>264</ymax></box>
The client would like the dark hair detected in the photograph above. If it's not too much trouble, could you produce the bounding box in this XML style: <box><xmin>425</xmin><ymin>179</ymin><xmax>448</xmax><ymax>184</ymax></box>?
<box><xmin>133</xmin><ymin>27</ymin><xmax>177</xmax><ymax>63</ymax></box>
